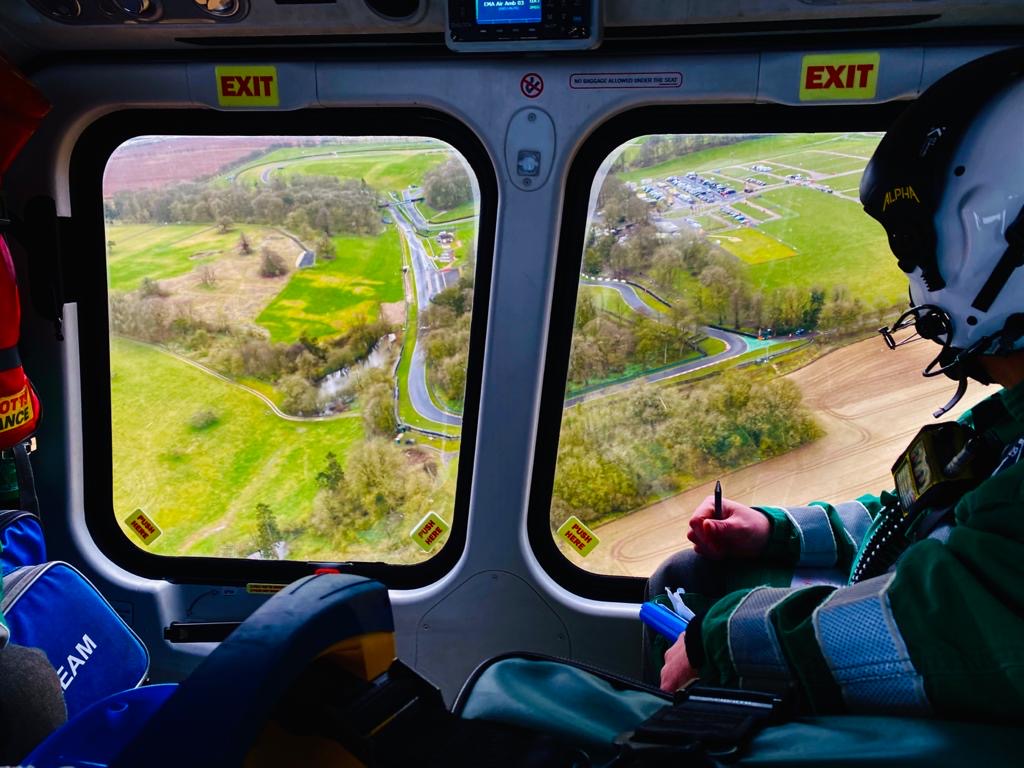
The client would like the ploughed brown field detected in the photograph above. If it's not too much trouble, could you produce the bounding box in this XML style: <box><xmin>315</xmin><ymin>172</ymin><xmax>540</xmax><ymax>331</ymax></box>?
<box><xmin>585</xmin><ymin>336</ymin><xmax>993</xmax><ymax>577</ymax></box>
<box><xmin>103</xmin><ymin>137</ymin><xmax>288</xmax><ymax>194</ymax></box>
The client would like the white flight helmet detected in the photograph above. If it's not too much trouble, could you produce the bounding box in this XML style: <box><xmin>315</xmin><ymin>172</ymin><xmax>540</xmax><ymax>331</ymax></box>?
<box><xmin>863</xmin><ymin>49</ymin><xmax>1024</xmax><ymax>416</ymax></box>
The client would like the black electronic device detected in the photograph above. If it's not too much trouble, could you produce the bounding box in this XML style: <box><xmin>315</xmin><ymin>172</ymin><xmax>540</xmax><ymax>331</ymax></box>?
<box><xmin>445</xmin><ymin>0</ymin><xmax>601</xmax><ymax>52</ymax></box>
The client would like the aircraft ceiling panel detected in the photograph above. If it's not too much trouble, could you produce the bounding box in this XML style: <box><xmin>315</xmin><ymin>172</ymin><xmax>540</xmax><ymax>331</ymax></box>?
<box><xmin>3</xmin><ymin>1</ymin><xmax>1024</xmax><ymax>70</ymax></box>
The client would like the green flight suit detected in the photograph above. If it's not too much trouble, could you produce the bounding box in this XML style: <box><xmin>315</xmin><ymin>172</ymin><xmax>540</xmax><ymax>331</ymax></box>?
<box><xmin>687</xmin><ymin>381</ymin><xmax>1024</xmax><ymax>720</ymax></box>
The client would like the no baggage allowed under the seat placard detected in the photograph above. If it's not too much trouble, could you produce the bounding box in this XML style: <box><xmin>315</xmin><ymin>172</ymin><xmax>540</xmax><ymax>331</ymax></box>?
<box><xmin>2</xmin><ymin>561</ymin><xmax>149</xmax><ymax>717</ymax></box>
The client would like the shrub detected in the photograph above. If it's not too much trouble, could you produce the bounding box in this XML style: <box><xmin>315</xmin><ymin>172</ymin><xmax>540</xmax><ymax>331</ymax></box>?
<box><xmin>259</xmin><ymin>246</ymin><xmax>288</xmax><ymax>278</ymax></box>
<box><xmin>188</xmin><ymin>409</ymin><xmax>219</xmax><ymax>430</ymax></box>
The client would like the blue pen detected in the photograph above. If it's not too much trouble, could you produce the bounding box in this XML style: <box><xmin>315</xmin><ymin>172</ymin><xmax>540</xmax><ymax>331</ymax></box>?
<box><xmin>640</xmin><ymin>601</ymin><xmax>691</xmax><ymax>642</ymax></box>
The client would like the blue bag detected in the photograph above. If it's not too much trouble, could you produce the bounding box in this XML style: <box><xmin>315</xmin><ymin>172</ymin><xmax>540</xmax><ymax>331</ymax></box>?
<box><xmin>0</xmin><ymin>508</ymin><xmax>46</xmax><ymax>573</ymax></box>
<box><xmin>24</xmin><ymin>684</ymin><xmax>177</xmax><ymax>768</ymax></box>
<box><xmin>2</xmin><ymin>561</ymin><xmax>149</xmax><ymax>717</ymax></box>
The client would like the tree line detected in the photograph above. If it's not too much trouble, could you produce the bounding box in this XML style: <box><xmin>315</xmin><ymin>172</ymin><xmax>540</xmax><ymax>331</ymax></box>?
<box><xmin>551</xmin><ymin>373</ymin><xmax>822</xmax><ymax>529</ymax></box>
<box><xmin>105</xmin><ymin>173</ymin><xmax>383</xmax><ymax>239</ymax></box>
<box><xmin>610</xmin><ymin>135</ymin><xmax>758</xmax><ymax>173</ymax></box>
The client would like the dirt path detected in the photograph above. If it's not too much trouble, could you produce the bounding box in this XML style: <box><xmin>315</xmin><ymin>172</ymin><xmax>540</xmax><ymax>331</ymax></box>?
<box><xmin>583</xmin><ymin>337</ymin><xmax>993</xmax><ymax>577</ymax></box>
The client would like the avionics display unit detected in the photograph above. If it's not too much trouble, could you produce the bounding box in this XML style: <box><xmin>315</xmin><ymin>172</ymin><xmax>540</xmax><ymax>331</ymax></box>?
<box><xmin>446</xmin><ymin>0</ymin><xmax>601</xmax><ymax>52</ymax></box>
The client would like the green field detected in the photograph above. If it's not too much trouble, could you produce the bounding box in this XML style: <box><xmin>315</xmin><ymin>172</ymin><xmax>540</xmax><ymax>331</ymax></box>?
<box><xmin>417</xmin><ymin>199</ymin><xmax>478</xmax><ymax>224</ymax></box>
<box><xmin>751</xmin><ymin>186</ymin><xmax>903</xmax><ymax>301</ymax></box>
<box><xmin>281</xmin><ymin>150</ymin><xmax>450</xmax><ymax>192</ymax></box>
<box><xmin>744</xmin><ymin>194</ymin><xmax>793</xmax><ymax>218</ymax></box>
<box><xmin>774</xmin><ymin>151</ymin><xmax>867</xmax><ymax>176</ymax></box>
<box><xmin>693</xmin><ymin>214</ymin><xmax>730</xmax><ymax>232</ymax></box>
<box><xmin>619</xmin><ymin>133</ymin><xmax>883</xmax><ymax>185</ymax></box>
<box><xmin>729</xmin><ymin>201</ymin><xmax>766</xmax><ymax>221</ymax></box>
<box><xmin>228</xmin><ymin>141</ymin><xmax>443</xmax><ymax>184</ymax></box>
<box><xmin>831</xmin><ymin>170</ymin><xmax>864</xmax><ymax>194</ymax></box>
<box><xmin>709</xmin><ymin>228</ymin><xmax>796</xmax><ymax>265</ymax></box>
<box><xmin>257</xmin><ymin>228</ymin><xmax>404</xmax><ymax>343</ymax></box>
<box><xmin>110</xmin><ymin>337</ymin><xmax>364</xmax><ymax>557</ymax></box>
<box><xmin>584</xmin><ymin>285</ymin><xmax>635</xmax><ymax>318</ymax></box>
<box><xmin>106</xmin><ymin>224</ymin><xmax>273</xmax><ymax>292</ymax></box>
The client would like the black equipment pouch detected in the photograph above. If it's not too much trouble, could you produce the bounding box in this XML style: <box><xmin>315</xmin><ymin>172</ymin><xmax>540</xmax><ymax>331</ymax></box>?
<box><xmin>891</xmin><ymin>421</ymin><xmax>999</xmax><ymax>516</ymax></box>
<box><xmin>853</xmin><ymin>399</ymin><xmax>1007</xmax><ymax>582</ymax></box>
<box><xmin>613</xmin><ymin>682</ymin><xmax>794</xmax><ymax>767</ymax></box>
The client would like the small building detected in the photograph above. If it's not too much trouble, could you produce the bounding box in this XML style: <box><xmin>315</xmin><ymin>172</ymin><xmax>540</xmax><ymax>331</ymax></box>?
<box><xmin>436</xmin><ymin>230</ymin><xmax>454</xmax><ymax>246</ymax></box>
<box><xmin>295</xmin><ymin>250</ymin><xmax>315</xmax><ymax>269</ymax></box>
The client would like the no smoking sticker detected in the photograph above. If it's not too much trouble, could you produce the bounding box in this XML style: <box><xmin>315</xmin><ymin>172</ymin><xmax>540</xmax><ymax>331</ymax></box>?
<box><xmin>411</xmin><ymin>512</ymin><xmax>450</xmax><ymax>553</ymax></box>
<box><xmin>520</xmin><ymin>73</ymin><xmax>544</xmax><ymax>99</ymax></box>
<box><xmin>557</xmin><ymin>516</ymin><xmax>600</xmax><ymax>557</ymax></box>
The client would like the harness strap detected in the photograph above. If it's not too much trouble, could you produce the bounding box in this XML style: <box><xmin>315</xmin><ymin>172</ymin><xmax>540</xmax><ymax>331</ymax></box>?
<box><xmin>13</xmin><ymin>440</ymin><xmax>38</xmax><ymax>517</ymax></box>
<box><xmin>0</xmin><ymin>344</ymin><xmax>19</xmax><ymax>371</ymax></box>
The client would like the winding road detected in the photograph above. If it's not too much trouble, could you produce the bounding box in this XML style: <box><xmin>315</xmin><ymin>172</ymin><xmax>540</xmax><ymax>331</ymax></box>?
<box><xmin>241</xmin><ymin>152</ymin><xmax>775</xmax><ymax>431</ymax></box>
<box><xmin>566</xmin><ymin>278</ymin><xmax>761</xmax><ymax>407</ymax></box>
<box><xmin>391</xmin><ymin>204</ymin><xmax>464</xmax><ymax>428</ymax></box>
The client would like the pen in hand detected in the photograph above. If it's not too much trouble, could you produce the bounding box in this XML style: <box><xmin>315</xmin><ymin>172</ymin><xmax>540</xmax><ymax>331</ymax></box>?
<box><xmin>714</xmin><ymin>480</ymin><xmax>722</xmax><ymax>520</ymax></box>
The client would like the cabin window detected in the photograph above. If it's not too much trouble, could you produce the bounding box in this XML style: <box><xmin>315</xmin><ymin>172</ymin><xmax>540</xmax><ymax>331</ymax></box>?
<box><xmin>103</xmin><ymin>135</ymin><xmax>479</xmax><ymax>565</ymax></box>
<box><xmin>547</xmin><ymin>132</ymin><xmax>988</xmax><ymax>577</ymax></box>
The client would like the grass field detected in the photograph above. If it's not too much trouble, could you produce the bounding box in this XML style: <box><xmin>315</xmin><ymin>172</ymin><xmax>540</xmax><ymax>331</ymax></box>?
<box><xmin>636</xmin><ymin>288</ymin><xmax>670</xmax><ymax>314</ymax></box>
<box><xmin>257</xmin><ymin>228</ymin><xmax>404</xmax><ymax>343</ymax></box>
<box><xmin>831</xmin><ymin>170</ymin><xmax>864</xmax><ymax>194</ymax></box>
<box><xmin>110</xmin><ymin>337</ymin><xmax>364</xmax><ymax>557</ymax></box>
<box><xmin>728</xmin><ymin>201</ymin><xmax>766</xmax><ymax>221</ymax></box>
<box><xmin>417</xmin><ymin>199</ymin><xmax>478</xmax><ymax>224</ymax></box>
<box><xmin>618</xmin><ymin>133</ymin><xmax>883</xmax><ymax>185</ymax></box>
<box><xmin>693</xmin><ymin>214</ymin><xmax>730</xmax><ymax>232</ymax></box>
<box><xmin>228</xmin><ymin>141</ymin><xmax>443</xmax><ymax>184</ymax></box>
<box><xmin>709</xmin><ymin>228</ymin><xmax>796</xmax><ymax>265</ymax></box>
<box><xmin>773</xmin><ymin>151</ymin><xmax>866</xmax><ymax>176</ymax></box>
<box><xmin>585</xmin><ymin>285</ymin><xmax>636</xmax><ymax>318</ymax></box>
<box><xmin>751</xmin><ymin>186</ymin><xmax>904</xmax><ymax>302</ymax></box>
<box><xmin>744</xmin><ymin>194</ymin><xmax>793</xmax><ymax>218</ymax></box>
<box><xmin>281</xmin><ymin>150</ymin><xmax>450</xmax><ymax>192</ymax></box>
<box><xmin>106</xmin><ymin>224</ymin><xmax>276</xmax><ymax>292</ymax></box>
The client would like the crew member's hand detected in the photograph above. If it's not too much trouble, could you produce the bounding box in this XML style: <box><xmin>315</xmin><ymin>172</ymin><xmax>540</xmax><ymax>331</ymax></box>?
<box><xmin>687</xmin><ymin>495</ymin><xmax>769</xmax><ymax>560</ymax></box>
<box><xmin>660</xmin><ymin>633</ymin><xmax>697</xmax><ymax>692</ymax></box>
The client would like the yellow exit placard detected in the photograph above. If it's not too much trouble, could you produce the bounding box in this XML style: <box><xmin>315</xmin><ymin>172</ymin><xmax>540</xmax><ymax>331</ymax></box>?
<box><xmin>800</xmin><ymin>53</ymin><xmax>880</xmax><ymax>101</ymax></box>
<box><xmin>125</xmin><ymin>508</ymin><xmax>162</xmax><ymax>545</ymax></box>
<box><xmin>215</xmin><ymin>66</ymin><xmax>279</xmax><ymax>107</ymax></box>
<box><xmin>411</xmin><ymin>512</ymin><xmax>449</xmax><ymax>553</ymax></box>
<box><xmin>557</xmin><ymin>516</ymin><xmax>600</xmax><ymax>557</ymax></box>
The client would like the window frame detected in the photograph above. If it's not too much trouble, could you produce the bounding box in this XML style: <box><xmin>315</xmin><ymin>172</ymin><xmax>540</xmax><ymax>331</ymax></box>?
<box><xmin>528</xmin><ymin>103</ymin><xmax>910</xmax><ymax>602</ymax></box>
<box><xmin>69</xmin><ymin>108</ymin><xmax>497</xmax><ymax>589</ymax></box>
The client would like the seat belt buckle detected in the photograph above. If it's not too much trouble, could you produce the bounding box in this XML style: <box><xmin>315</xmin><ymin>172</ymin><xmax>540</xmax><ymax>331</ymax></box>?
<box><xmin>0</xmin><ymin>436</ymin><xmax>36</xmax><ymax>461</ymax></box>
